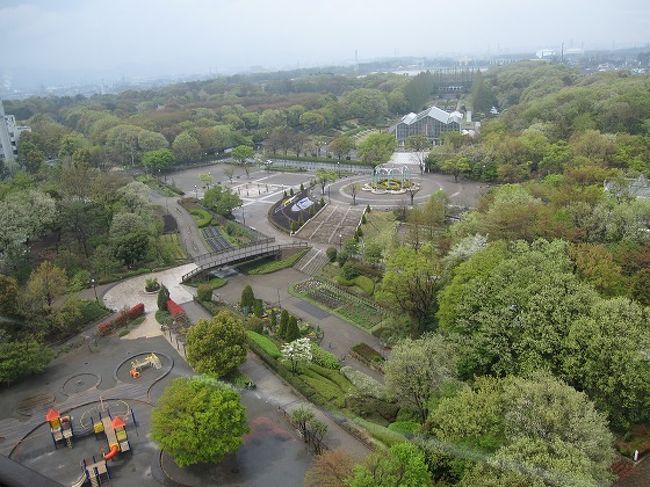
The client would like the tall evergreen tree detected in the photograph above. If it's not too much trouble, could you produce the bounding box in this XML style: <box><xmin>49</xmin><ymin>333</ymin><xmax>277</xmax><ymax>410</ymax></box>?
<box><xmin>286</xmin><ymin>316</ymin><xmax>300</xmax><ymax>341</ymax></box>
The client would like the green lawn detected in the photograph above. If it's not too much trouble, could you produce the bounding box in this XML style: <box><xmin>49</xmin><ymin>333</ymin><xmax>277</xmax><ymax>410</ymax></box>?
<box><xmin>363</xmin><ymin>210</ymin><xmax>397</xmax><ymax>249</ymax></box>
<box><xmin>336</xmin><ymin>274</ymin><xmax>375</xmax><ymax>295</ymax></box>
<box><xmin>160</xmin><ymin>233</ymin><xmax>187</xmax><ymax>261</ymax></box>
<box><xmin>189</xmin><ymin>208</ymin><xmax>212</xmax><ymax>227</ymax></box>
<box><xmin>186</xmin><ymin>276</ymin><xmax>227</xmax><ymax>290</ymax></box>
<box><xmin>244</xmin><ymin>249</ymin><xmax>309</xmax><ymax>275</ymax></box>
<box><xmin>78</xmin><ymin>300</ymin><xmax>111</xmax><ymax>325</ymax></box>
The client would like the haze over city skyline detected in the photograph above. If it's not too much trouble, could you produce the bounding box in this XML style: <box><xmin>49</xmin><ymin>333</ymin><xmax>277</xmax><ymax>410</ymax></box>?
<box><xmin>1</xmin><ymin>0</ymin><xmax>649</xmax><ymax>87</ymax></box>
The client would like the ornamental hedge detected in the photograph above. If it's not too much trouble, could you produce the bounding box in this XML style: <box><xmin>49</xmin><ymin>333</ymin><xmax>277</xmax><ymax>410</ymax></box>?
<box><xmin>96</xmin><ymin>303</ymin><xmax>145</xmax><ymax>336</ymax></box>
<box><xmin>246</xmin><ymin>331</ymin><xmax>281</xmax><ymax>358</ymax></box>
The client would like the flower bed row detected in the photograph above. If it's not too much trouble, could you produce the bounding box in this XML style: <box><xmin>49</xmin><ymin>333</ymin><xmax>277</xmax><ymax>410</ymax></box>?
<box><xmin>97</xmin><ymin>303</ymin><xmax>145</xmax><ymax>336</ymax></box>
<box><xmin>293</xmin><ymin>279</ymin><xmax>386</xmax><ymax>329</ymax></box>
<box><xmin>351</xmin><ymin>343</ymin><xmax>385</xmax><ymax>371</ymax></box>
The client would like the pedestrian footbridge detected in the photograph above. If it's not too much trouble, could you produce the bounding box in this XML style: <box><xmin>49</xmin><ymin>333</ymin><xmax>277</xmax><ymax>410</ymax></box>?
<box><xmin>181</xmin><ymin>238</ymin><xmax>309</xmax><ymax>282</ymax></box>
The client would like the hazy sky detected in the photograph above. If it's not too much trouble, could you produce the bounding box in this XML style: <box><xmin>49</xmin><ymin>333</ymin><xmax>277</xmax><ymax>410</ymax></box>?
<box><xmin>1</xmin><ymin>0</ymin><xmax>649</xmax><ymax>83</ymax></box>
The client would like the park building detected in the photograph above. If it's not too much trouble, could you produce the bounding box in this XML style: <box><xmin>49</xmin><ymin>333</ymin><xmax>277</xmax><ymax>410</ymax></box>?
<box><xmin>0</xmin><ymin>99</ymin><xmax>31</xmax><ymax>170</ymax></box>
<box><xmin>389</xmin><ymin>105</ymin><xmax>463</xmax><ymax>146</ymax></box>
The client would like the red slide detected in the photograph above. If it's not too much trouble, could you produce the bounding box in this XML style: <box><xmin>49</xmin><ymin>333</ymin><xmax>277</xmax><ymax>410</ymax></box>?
<box><xmin>103</xmin><ymin>445</ymin><xmax>119</xmax><ymax>460</ymax></box>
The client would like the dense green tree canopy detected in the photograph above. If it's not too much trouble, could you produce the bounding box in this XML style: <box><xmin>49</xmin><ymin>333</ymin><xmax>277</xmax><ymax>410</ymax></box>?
<box><xmin>203</xmin><ymin>184</ymin><xmax>242</xmax><ymax>217</ymax></box>
<box><xmin>172</xmin><ymin>131</ymin><xmax>202</xmax><ymax>163</ymax></box>
<box><xmin>150</xmin><ymin>377</ymin><xmax>249</xmax><ymax>467</ymax></box>
<box><xmin>357</xmin><ymin>132</ymin><xmax>396</xmax><ymax>167</ymax></box>
<box><xmin>0</xmin><ymin>340</ymin><xmax>52</xmax><ymax>385</ymax></box>
<box><xmin>377</xmin><ymin>242</ymin><xmax>443</xmax><ymax>333</ymax></box>
<box><xmin>142</xmin><ymin>148</ymin><xmax>175</xmax><ymax>173</ymax></box>
<box><xmin>384</xmin><ymin>334</ymin><xmax>456</xmax><ymax>421</ymax></box>
<box><xmin>439</xmin><ymin>239</ymin><xmax>597</xmax><ymax>378</ymax></box>
<box><xmin>423</xmin><ymin>375</ymin><xmax>614</xmax><ymax>486</ymax></box>
<box><xmin>340</xmin><ymin>88</ymin><xmax>388</xmax><ymax>124</ymax></box>
<box><xmin>186</xmin><ymin>310</ymin><xmax>247</xmax><ymax>377</ymax></box>
<box><xmin>348</xmin><ymin>443</ymin><xmax>431</xmax><ymax>487</ymax></box>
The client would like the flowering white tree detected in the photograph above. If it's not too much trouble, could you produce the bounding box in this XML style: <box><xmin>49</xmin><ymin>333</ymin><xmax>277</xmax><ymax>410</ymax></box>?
<box><xmin>445</xmin><ymin>233</ymin><xmax>488</xmax><ymax>264</ymax></box>
<box><xmin>281</xmin><ymin>338</ymin><xmax>312</xmax><ymax>372</ymax></box>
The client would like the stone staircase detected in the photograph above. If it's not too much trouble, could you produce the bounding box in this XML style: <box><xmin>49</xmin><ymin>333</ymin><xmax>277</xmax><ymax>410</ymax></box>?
<box><xmin>294</xmin><ymin>248</ymin><xmax>329</xmax><ymax>276</ymax></box>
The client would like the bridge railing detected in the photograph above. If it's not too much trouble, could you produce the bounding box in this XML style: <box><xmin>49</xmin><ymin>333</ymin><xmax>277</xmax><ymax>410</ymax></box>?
<box><xmin>182</xmin><ymin>241</ymin><xmax>309</xmax><ymax>282</ymax></box>
<box><xmin>192</xmin><ymin>236</ymin><xmax>276</xmax><ymax>264</ymax></box>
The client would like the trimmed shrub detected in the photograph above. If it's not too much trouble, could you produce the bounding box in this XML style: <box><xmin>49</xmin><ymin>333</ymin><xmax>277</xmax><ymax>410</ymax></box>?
<box><xmin>197</xmin><ymin>283</ymin><xmax>213</xmax><ymax>302</ymax></box>
<box><xmin>279</xmin><ymin>309</ymin><xmax>289</xmax><ymax>338</ymax></box>
<box><xmin>341</xmin><ymin>262</ymin><xmax>360</xmax><ymax>280</ymax></box>
<box><xmin>189</xmin><ymin>208</ymin><xmax>212</xmax><ymax>227</ymax></box>
<box><xmin>246</xmin><ymin>331</ymin><xmax>281</xmax><ymax>358</ymax></box>
<box><xmin>308</xmin><ymin>363</ymin><xmax>353</xmax><ymax>392</ymax></box>
<box><xmin>351</xmin><ymin>342</ymin><xmax>385</xmax><ymax>367</ymax></box>
<box><xmin>157</xmin><ymin>285</ymin><xmax>170</xmax><ymax>311</ymax></box>
<box><xmin>353</xmin><ymin>417</ymin><xmax>407</xmax><ymax>447</ymax></box>
<box><xmin>310</xmin><ymin>344</ymin><xmax>341</xmax><ymax>370</ymax></box>
<box><xmin>96</xmin><ymin>303</ymin><xmax>144</xmax><ymax>336</ymax></box>
<box><xmin>167</xmin><ymin>299</ymin><xmax>185</xmax><ymax>317</ymax></box>
<box><xmin>97</xmin><ymin>320</ymin><xmax>113</xmax><ymax>336</ymax></box>
<box><xmin>286</xmin><ymin>316</ymin><xmax>300</xmax><ymax>341</ymax></box>
<box><xmin>240</xmin><ymin>285</ymin><xmax>254</xmax><ymax>312</ymax></box>
<box><xmin>245</xmin><ymin>316</ymin><xmax>264</xmax><ymax>334</ymax></box>
<box><xmin>127</xmin><ymin>303</ymin><xmax>145</xmax><ymax>320</ymax></box>
<box><xmin>326</xmin><ymin>247</ymin><xmax>337</xmax><ymax>262</ymax></box>
<box><xmin>145</xmin><ymin>277</ymin><xmax>160</xmax><ymax>292</ymax></box>
<box><xmin>300</xmin><ymin>375</ymin><xmax>342</xmax><ymax>402</ymax></box>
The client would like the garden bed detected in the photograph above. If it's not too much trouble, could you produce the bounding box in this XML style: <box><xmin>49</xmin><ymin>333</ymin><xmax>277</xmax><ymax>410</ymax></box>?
<box><xmin>268</xmin><ymin>189</ymin><xmax>325</xmax><ymax>234</ymax></box>
<box><xmin>242</xmin><ymin>248</ymin><xmax>309</xmax><ymax>275</ymax></box>
<box><xmin>292</xmin><ymin>278</ymin><xmax>386</xmax><ymax>329</ymax></box>
<box><xmin>351</xmin><ymin>342</ymin><xmax>385</xmax><ymax>371</ymax></box>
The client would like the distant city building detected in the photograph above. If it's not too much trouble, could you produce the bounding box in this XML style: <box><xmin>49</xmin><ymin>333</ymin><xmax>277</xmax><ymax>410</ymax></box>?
<box><xmin>0</xmin><ymin>99</ymin><xmax>31</xmax><ymax>169</ymax></box>
<box><xmin>536</xmin><ymin>48</ymin><xmax>556</xmax><ymax>59</ymax></box>
<box><xmin>389</xmin><ymin>106</ymin><xmax>463</xmax><ymax>145</ymax></box>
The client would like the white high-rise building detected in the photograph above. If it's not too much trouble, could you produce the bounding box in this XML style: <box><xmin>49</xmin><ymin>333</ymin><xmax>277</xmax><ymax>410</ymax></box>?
<box><xmin>0</xmin><ymin>99</ymin><xmax>31</xmax><ymax>170</ymax></box>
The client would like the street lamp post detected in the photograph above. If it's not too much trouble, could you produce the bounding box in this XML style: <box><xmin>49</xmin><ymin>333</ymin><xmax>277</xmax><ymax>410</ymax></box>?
<box><xmin>194</xmin><ymin>184</ymin><xmax>198</xmax><ymax>199</ymax></box>
<box><xmin>242</xmin><ymin>205</ymin><xmax>246</xmax><ymax>225</ymax></box>
<box><xmin>337</xmin><ymin>160</ymin><xmax>340</xmax><ymax>178</ymax></box>
<box><xmin>90</xmin><ymin>277</ymin><xmax>98</xmax><ymax>302</ymax></box>
<box><xmin>338</xmin><ymin>233</ymin><xmax>342</xmax><ymax>250</ymax></box>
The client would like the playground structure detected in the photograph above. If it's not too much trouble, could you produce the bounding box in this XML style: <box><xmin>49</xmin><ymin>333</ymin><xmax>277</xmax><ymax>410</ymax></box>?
<box><xmin>44</xmin><ymin>400</ymin><xmax>137</xmax><ymax>486</ymax></box>
<box><xmin>129</xmin><ymin>352</ymin><xmax>162</xmax><ymax>379</ymax></box>
<box><xmin>46</xmin><ymin>408</ymin><xmax>75</xmax><ymax>449</ymax></box>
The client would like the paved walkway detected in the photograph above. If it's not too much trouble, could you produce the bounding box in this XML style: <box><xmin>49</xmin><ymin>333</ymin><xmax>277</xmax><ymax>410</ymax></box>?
<box><xmin>148</xmin><ymin>190</ymin><xmax>210</xmax><ymax>258</ymax></box>
<box><xmin>102</xmin><ymin>264</ymin><xmax>196</xmax><ymax>313</ymax></box>
<box><xmin>185</xmin><ymin>301</ymin><xmax>370</xmax><ymax>459</ymax></box>
<box><xmin>211</xmin><ymin>270</ymin><xmax>385</xmax><ymax>382</ymax></box>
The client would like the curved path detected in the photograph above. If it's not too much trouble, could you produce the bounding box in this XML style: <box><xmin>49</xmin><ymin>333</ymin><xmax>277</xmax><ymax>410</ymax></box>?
<box><xmin>148</xmin><ymin>190</ymin><xmax>210</xmax><ymax>258</ymax></box>
<box><xmin>327</xmin><ymin>172</ymin><xmax>488</xmax><ymax>209</ymax></box>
